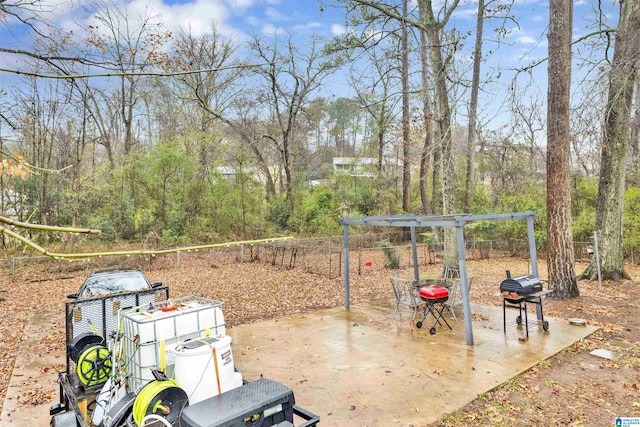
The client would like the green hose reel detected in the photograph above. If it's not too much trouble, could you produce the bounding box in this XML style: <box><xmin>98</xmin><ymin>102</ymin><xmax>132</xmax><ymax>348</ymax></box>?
<box><xmin>76</xmin><ymin>344</ymin><xmax>112</xmax><ymax>387</ymax></box>
<box><xmin>132</xmin><ymin>379</ymin><xmax>188</xmax><ymax>426</ymax></box>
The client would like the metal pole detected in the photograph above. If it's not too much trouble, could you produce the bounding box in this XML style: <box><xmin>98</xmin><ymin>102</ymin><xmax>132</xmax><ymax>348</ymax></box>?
<box><xmin>455</xmin><ymin>224</ymin><xmax>474</xmax><ymax>346</ymax></box>
<box><xmin>594</xmin><ymin>231</ymin><xmax>603</xmax><ymax>291</ymax></box>
<box><xmin>343</xmin><ymin>224</ymin><xmax>350</xmax><ymax>309</ymax></box>
<box><xmin>411</xmin><ymin>226</ymin><xmax>419</xmax><ymax>281</ymax></box>
<box><xmin>526</xmin><ymin>214</ymin><xmax>543</xmax><ymax>319</ymax></box>
<box><xmin>526</xmin><ymin>215</ymin><xmax>539</xmax><ymax>277</ymax></box>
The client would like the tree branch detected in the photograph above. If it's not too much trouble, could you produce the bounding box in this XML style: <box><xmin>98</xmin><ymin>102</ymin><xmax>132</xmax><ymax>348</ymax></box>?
<box><xmin>350</xmin><ymin>0</ymin><xmax>427</xmax><ymax>31</ymax></box>
<box><xmin>0</xmin><ymin>62</ymin><xmax>270</xmax><ymax>79</ymax></box>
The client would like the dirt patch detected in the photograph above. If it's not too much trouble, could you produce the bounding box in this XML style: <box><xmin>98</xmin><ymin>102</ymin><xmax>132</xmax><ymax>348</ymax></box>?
<box><xmin>0</xmin><ymin>255</ymin><xmax>639</xmax><ymax>425</ymax></box>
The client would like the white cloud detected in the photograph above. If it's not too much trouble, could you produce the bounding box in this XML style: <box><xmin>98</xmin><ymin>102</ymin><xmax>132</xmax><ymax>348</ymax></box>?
<box><xmin>261</xmin><ymin>23</ymin><xmax>284</xmax><ymax>36</ymax></box>
<box><xmin>265</xmin><ymin>7</ymin><xmax>287</xmax><ymax>21</ymax></box>
<box><xmin>74</xmin><ymin>0</ymin><xmax>239</xmax><ymax>41</ymax></box>
<box><xmin>516</xmin><ymin>35</ymin><xmax>537</xmax><ymax>45</ymax></box>
<box><xmin>455</xmin><ymin>7</ymin><xmax>477</xmax><ymax>18</ymax></box>
<box><xmin>331</xmin><ymin>23</ymin><xmax>346</xmax><ymax>36</ymax></box>
<box><xmin>244</xmin><ymin>15</ymin><xmax>261</xmax><ymax>26</ymax></box>
<box><xmin>144</xmin><ymin>0</ymin><xmax>231</xmax><ymax>38</ymax></box>
<box><xmin>228</xmin><ymin>0</ymin><xmax>255</xmax><ymax>8</ymax></box>
<box><xmin>293</xmin><ymin>21</ymin><xmax>322</xmax><ymax>32</ymax></box>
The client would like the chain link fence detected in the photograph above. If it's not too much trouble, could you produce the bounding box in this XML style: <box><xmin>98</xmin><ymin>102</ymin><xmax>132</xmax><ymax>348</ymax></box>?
<box><xmin>0</xmin><ymin>235</ymin><xmax>627</xmax><ymax>281</ymax></box>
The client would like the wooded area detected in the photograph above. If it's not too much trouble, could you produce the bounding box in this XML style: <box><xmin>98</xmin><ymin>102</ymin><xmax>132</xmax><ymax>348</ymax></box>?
<box><xmin>0</xmin><ymin>0</ymin><xmax>639</xmax><ymax>292</ymax></box>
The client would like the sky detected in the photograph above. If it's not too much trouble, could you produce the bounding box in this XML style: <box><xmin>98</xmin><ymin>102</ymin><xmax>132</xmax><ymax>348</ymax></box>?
<box><xmin>0</xmin><ymin>0</ymin><xmax>575</xmax><ymax>70</ymax></box>
<box><xmin>0</xmin><ymin>0</ymin><xmax>620</xmax><ymax>132</ymax></box>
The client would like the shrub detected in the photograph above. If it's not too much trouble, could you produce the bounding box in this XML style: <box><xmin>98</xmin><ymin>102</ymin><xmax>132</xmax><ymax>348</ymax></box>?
<box><xmin>377</xmin><ymin>239</ymin><xmax>400</xmax><ymax>269</ymax></box>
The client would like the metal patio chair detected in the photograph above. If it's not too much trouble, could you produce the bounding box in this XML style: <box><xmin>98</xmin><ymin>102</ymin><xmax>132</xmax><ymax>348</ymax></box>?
<box><xmin>390</xmin><ymin>277</ymin><xmax>426</xmax><ymax>320</ymax></box>
<box><xmin>445</xmin><ymin>276</ymin><xmax>473</xmax><ymax>321</ymax></box>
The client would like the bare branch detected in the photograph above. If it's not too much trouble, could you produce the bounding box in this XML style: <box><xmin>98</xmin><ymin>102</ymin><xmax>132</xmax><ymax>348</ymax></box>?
<box><xmin>0</xmin><ymin>62</ymin><xmax>270</xmax><ymax>79</ymax></box>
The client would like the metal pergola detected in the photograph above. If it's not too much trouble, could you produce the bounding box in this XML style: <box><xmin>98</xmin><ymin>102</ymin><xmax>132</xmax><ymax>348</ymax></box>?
<box><xmin>339</xmin><ymin>211</ymin><xmax>540</xmax><ymax>346</ymax></box>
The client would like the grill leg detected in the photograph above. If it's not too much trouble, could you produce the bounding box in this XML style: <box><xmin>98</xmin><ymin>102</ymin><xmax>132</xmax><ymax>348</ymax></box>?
<box><xmin>503</xmin><ymin>300</ymin><xmax>507</xmax><ymax>334</ymax></box>
<box><xmin>428</xmin><ymin>305</ymin><xmax>443</xmax><ymax>326</ymax></box>
<box><xmin>524</xmin><ymin>303</ymin><xmax>529</xmax><ymax>337</ymax></box>
<box><xmin>417</xmin><ymin>302</ymin><xmax>451</xmax><ymax>332</ymax></box>
<box><xmin>433</xmin><ymin>303</ymin><xmax>452</xmax><ymax>331</ymax></box>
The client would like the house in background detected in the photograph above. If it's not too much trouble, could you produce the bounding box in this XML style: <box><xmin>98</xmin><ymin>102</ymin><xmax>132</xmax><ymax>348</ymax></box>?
<box><xmin>333</xmin><ymin>157</ymin><xmax>403</xmax><ymax>178</ymax></box>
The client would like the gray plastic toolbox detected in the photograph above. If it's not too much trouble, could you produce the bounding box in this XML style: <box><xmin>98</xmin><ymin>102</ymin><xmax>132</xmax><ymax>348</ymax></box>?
<box><xmin>179</xmin><ymin>378</ymin><xmax>319</xmax><ymax>427</ymax></box>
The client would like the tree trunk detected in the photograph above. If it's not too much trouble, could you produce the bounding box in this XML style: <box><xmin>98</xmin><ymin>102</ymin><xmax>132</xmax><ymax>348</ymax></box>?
<box><xmin>419</xmin><ymin>27</ymin><xmax>433</xmax><ymax>215</ymax></box>
<box><xmin>123</xmin><ymin>75</ymin><xmax>135</xmax><ymax>155</ymax></box>
<box><xmin>546</xmin><ymin>0</ymin><xmax>578</xmax><ymax>299</ymax></box>
<box><xmin>631</xmin><ymin>78</ymin><xmax>640</xmax><ymax>175</ymax></box>
<box><xmin>594</xmin><ymin>0</ymin><xmax>640</xmax><ymax>281</ymax></box>
<box><xmin>463</xmin><ymin>0</ymin><xmax>484</xmax><ymax>213</ymax></box>
<box><xmin>417</xmin><ymin>0</ymin><xmax>459</xmax><ymax>266</ymax></box>
<box><xmin>427</xmin><ymin>25</ymin><xmax>456</xmax><ymax>265</ymax></box>
<box><xmin>401</xmin><ymin>0</ymin><xmax>411</xmax><ymax>213</ymax></box>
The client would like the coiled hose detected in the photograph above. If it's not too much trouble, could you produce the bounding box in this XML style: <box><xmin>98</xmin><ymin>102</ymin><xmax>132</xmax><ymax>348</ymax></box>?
<box><xmin>132</xmin><ymin>379</ymin><xmax>181</xmax><ymax>426</ymax></box>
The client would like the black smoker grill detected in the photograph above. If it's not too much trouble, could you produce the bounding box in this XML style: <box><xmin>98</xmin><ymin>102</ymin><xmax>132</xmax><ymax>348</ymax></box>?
<box><xmin>500</xmin><ymin>271</ymin><xmax>549</xmax><ymax>337</ymax></box>
<box><xmin>499</xmin><ymin>271</ymin><xmax>542</xmax><ymax>296</ymax></box>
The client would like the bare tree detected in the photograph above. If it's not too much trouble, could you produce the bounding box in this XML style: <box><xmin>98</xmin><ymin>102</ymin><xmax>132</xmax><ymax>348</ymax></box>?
<box><xmin>84</xmin><ymin>0</ymin><xmax>171</xmax><ymax>156</ymax></box>
<box><xmin>349</xmin><ymin>0</ymin><xmax>461</xmax><ymax>266</ymax></box>
<box><xmin>417</xmin><ymin>0</ymin><xmax>460</xmax><ymax>267</ymax></box>
<box><xmin>252</xmin><ymin>34</ymin><xmax>342</xmax><ymax>220</ymax></box>
<box><xmin>462</xmin><ymin>0</ymin><xmax>485</xmax><ymax>212</ymax></box>
<box><xmin>348</xmin><ymin>50</ymin><xmax>400</xmax><ymax>172</ymax></box>
<box><xmin>171</xmin><ymin>26</ymin><xmax>238</xmax><ymax>134</ymax></box>
<box><xmin>418</xmin><ymin>25</ymin><xmax>433</xmax><ymax>215</ymax></box>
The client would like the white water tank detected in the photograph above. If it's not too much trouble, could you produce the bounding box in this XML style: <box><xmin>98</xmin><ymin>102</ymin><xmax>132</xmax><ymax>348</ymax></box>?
<box><xmin>120</xmin><ymin>297</ymin><xmax>226</xmax><ymax>392</ymax></box>
<box><xmin>173</xmin><ymin>335</ymin><xmax>236</xmax><ymax>404</ymax></box>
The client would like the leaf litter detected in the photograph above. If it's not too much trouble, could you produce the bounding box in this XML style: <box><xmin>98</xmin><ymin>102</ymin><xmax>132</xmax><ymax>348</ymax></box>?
<box><xmin>0</xmin><ymin>255</ymin><xmax>638</xmax><ymax>425</ymax></box>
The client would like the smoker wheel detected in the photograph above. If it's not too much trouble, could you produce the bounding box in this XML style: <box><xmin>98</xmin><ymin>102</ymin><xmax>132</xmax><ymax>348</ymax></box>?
<box><xmin>416</xmin><ymin>321</ymin><xmax>423</xmax><ymax>329</ymax></box>
<box><xmin>542</xmin><ymin>321</ymin><xmax>549</xmax><ymax>331</ymax></box>
<box><xmin>429</xmin><ymin>327</ymin><xmax>436</xmax><ymax>335</ymax></box>
<box><xmin>516</xmin><ymin>315</ymin><xmax>522</xmax><ymax>325</ymax></box>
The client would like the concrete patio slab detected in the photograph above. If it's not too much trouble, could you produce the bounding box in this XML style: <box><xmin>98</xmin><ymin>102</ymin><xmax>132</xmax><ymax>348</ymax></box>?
<box><xmin>2</xmin><ymin>300</ymin><xmax>597</xmax><ymax>427</ymax></box>
<box><xmin>230</xmin><ymin>300</ymin><xmax>598</xmax><ymax>427</ymax></box>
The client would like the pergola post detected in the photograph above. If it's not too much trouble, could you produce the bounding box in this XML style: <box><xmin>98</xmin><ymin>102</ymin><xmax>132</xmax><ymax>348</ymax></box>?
<box><xmin>527</xmin><ymin>215</ymin><xmax>539</xmax><ymax>277</ymax></box>
<box><xmin>410</xmin><ymin>226</ymin><xmax>419</xmax><ymax>281</ymax></box>
<box><xmin>526</xmin><ymin>215</ymin><xmax>543</xmax><ymax>319</ymax></box>
<box><xmin>455</xmin><ymin>223</ymin><xmax>474</xmax><ymax>346</ymax></box>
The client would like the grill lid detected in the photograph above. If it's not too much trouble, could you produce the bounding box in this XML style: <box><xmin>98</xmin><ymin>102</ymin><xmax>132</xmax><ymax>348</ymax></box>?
<box><xmin>499</xmin><ymin>271</ymin><xmax>542</xmax><ymax>295</ymax></box>
<box><xmin>419</xmin><ymin>285</ymin><xmax>449</xmax><ymax>299</ymax></box>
